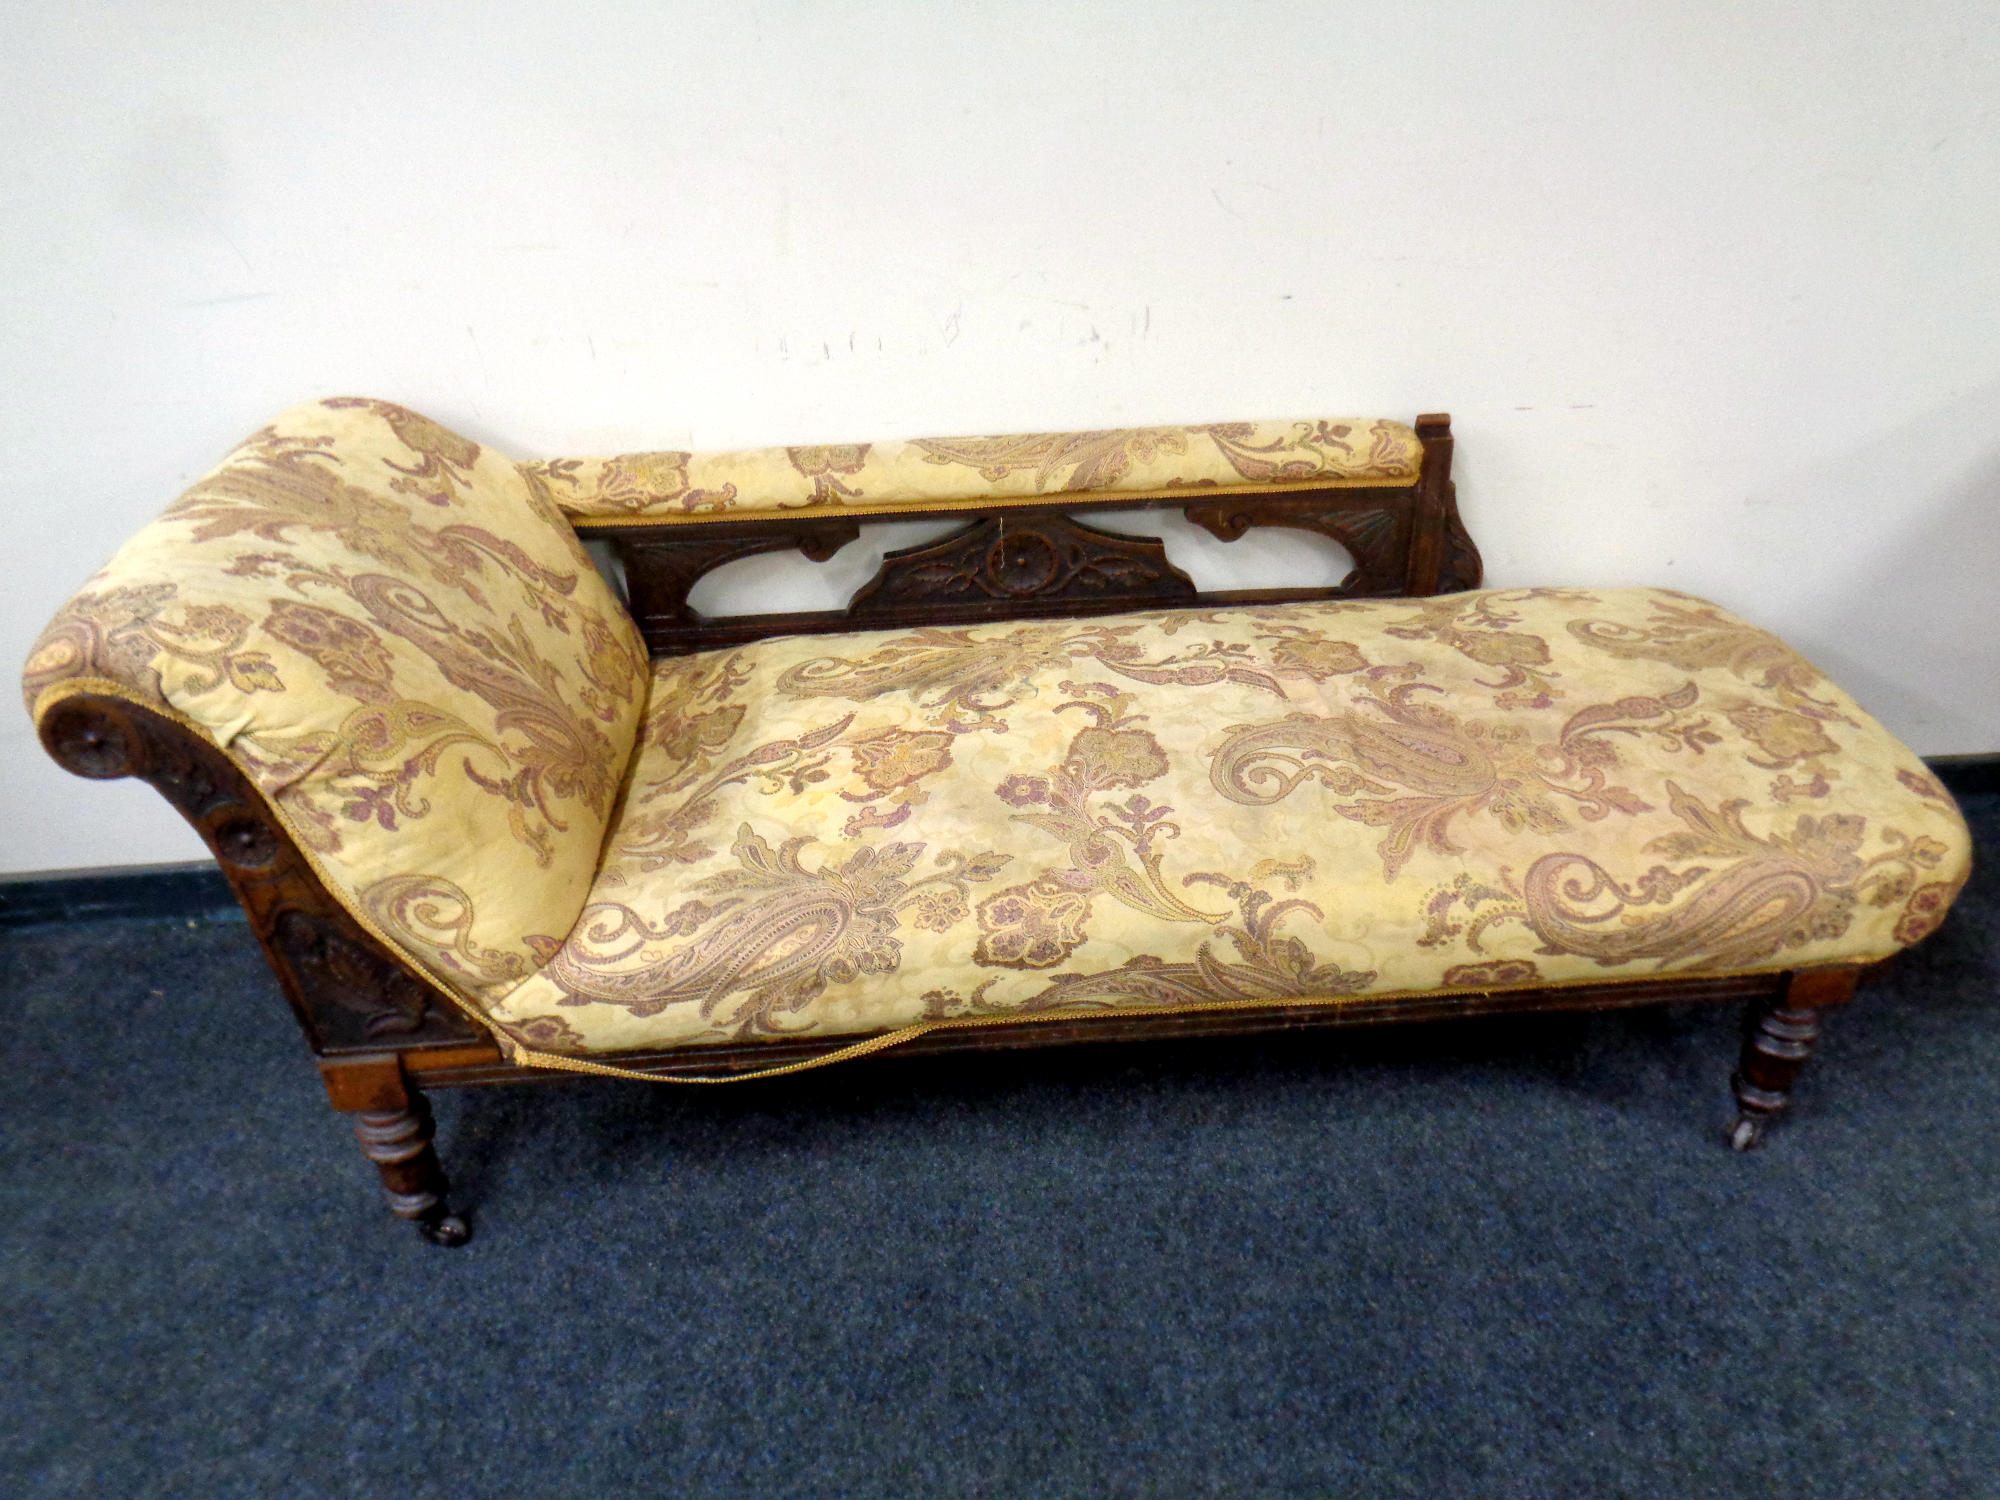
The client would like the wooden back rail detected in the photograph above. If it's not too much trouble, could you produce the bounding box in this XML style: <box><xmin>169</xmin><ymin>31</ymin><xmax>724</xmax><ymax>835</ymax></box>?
<box><xmin>590</xmin><ymin>415</ymin><xmax>1480</xmax><ymax>657</ymax></box>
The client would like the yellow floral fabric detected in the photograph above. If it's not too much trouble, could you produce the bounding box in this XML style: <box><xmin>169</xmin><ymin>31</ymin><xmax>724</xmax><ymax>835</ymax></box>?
<box><xmin>487</xmin><ymin>588</ymin><xmax>1972</xmax><ymax>1057</ymax></box>
<box><xmin>524</xmin><ymin>419</ymin><xmax>1422</xmax><ymax>527</ymax></box>
<box><xmin>24</xmin><ymin>398</ymin><xmax>648</xmax><ymax>1004</ymax></box>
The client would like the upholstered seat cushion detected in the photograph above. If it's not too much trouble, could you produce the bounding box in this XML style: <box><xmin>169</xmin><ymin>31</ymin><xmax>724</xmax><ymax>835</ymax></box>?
<box><xmin>481</xmin><ymin>588</ymin><xmax>1971</xmax><ymax>1059</ymax></box>
<box><xmin>524</xmin><ymin>419</ymin><xmax>1422</xmax><ymax>525</ymax></box>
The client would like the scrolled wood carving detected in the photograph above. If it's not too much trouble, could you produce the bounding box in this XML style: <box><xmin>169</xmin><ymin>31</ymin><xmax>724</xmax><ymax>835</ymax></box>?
<box><xmin>37</xmin><ymin>694</ymin><xmax>483</xmax><ymax>1055</ymax></box>
<box><xmin>619</xmin><ymin>519</ymin><xmax>863</xmax><ymax>629</ymax></box>
<box><xmin>274</xmin><ymin>908</ymin><xmax>436</xmax><ymax>1039</ymax></box>
<box><xmin>1182</xmin><ymin>497</ymin><xmax>1412</xmax><ymax>597</ymax></box>
<box><xmin>847</xmin><ymin>514</ymin><xmax>1197</xmax><ymax>622</ymax></box>
<box><xmin>44</xmin><ymin>708</ymin><xmax>137</xmax><ymax>780</ymax></box>
<box><xmin>1439</xmin><ymin>496</ymin><xmax>1484</xmax><ymax>594</ymax></box>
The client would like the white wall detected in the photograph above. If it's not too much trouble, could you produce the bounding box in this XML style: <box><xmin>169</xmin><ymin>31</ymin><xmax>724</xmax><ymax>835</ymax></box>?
<box><xmin>4</xmin><ymin>0</ymin><xmax>1997</xmax><ymax>873</ymax></box>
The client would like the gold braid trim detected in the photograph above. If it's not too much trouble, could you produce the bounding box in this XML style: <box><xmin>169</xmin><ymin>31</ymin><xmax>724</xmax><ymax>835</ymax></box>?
<box><xmin>559</xmin><ymin>474</ymin><xmax>1413</xmax><ymax>530</ymax></box>
<box><xmin>494</xmin><ymin>955</ymin><xmax>1882</xmax><ymax>1084</ymax></box>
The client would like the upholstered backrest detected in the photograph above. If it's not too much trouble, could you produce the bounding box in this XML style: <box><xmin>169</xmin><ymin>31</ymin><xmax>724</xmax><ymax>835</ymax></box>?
<box><xmin>525</xmin><ymin>418</ymin><xmax>1426</xmax><ymax>527</ymax></box>
<box><xmin>23</xmin><ymin>399</ymin><xmax>647</xmax><ymax>1006</ymax></box>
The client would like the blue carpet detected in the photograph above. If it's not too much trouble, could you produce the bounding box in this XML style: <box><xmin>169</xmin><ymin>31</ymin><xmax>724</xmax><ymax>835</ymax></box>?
<box><xmin>2</xmin><ymin>792</ymin><xmax>1995</xmax><ymax>1498</ymax></box>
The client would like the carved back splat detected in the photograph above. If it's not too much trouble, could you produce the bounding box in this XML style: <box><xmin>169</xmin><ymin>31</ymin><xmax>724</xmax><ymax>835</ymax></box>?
<box><xmin>846</xmin><ymin>514</ymin><xmax>1197</xmax><ymax>624</ymax></box>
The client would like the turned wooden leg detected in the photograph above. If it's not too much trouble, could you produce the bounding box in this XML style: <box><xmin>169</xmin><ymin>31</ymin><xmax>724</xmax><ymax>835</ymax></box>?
<box><xmin>320</xmin><ymin>1054</ymin><xmax>470</xmax><ymax>1246</ymax></box>
<box><xmin>352</xmin><ymin>1092</ymin><xmax>470</xmax><ymax>1246</ymax></box>
<box><xmin>1729</xmin><ymin>967</ymin><xmax>1861</xmax><ymax>1151</ymax></box>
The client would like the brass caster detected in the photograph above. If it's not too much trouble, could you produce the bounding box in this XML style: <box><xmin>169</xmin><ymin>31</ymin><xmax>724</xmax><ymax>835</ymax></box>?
<box><xmin>416</xmin><ymin>1212</ymin><xmax>472</xmax><ymax>1247</ymax></box>
<box><xmin>1728</xmin><ymin>1115</ymin><xmax>1768</xmax><ymax>1153</ymax></box>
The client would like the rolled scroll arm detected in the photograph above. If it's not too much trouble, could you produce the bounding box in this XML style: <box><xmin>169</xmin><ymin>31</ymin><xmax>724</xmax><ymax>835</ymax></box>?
<box><xmin>37</xmin><ymin>693</ymin><xmax>485</xmax><ymax>1056</ymax></box>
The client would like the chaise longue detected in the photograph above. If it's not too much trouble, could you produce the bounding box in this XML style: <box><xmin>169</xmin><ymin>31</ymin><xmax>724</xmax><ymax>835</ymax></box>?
<box><xmin>24</xmin><ymin>399</ymin><xmax>1972</xmax><ymax>1244</ymax></box>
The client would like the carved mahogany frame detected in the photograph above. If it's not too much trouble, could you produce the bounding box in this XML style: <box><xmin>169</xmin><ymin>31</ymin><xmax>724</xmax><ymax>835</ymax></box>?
<box><xmin>36</xmin><ymin>414</ymin><xmax>1871</xmax><ymax>1244</ymax></box>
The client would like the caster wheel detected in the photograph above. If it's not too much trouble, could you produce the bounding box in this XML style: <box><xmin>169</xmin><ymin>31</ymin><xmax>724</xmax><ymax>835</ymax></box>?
<box><xmin>416</xmin><ymin>1212</ymin><xmax>472</xmax><ymax>1247</ymax></box>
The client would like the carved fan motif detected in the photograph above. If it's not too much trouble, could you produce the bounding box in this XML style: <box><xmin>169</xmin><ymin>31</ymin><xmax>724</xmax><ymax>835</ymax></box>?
<box><xmin>848</xmin><ymin>515</ymin><xmax>1197</xmax><ymax>621</ymax></box>
<box><xmin>37</xmin><ymin>695</ymin><xmax>480</xmax><ymax>1053</ymax></box>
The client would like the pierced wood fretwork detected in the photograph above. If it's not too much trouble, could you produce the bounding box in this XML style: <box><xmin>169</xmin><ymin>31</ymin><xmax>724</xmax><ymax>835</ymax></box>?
<box><xmin>1178</xmin><ymin>415</ymin><xmax>1476</xmax><ymax>597</ymax></box>
<box><xmin>618</xmin><ymin>518</ymin><xmax>862</xmax><ymax>656</ymax></box>
<box><xmin>1181</xmin><ymin>497</ymin><xmax>1412</xmax><ymax>596</ymax></box>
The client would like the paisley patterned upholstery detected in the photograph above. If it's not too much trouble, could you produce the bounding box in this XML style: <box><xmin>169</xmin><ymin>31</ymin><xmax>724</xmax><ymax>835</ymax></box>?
<box><xmin>24</xmin><ymin>399</ymin><xmax>648</xmax><ymax>1003</ymax></box>
<box><xmin>23</xmin><ymin>400</ymin><xmax>1970</xmax><ymax>1072</ymax></box>
<box><xmin>484</xmin><ymin>588</ymin><xmax>1971</xmax><ymax>1058</ymax></box>
<box><xmin>524</xmin><ymin>418</ymin><xmax>1423</xmax><ymax>526</ymax></box>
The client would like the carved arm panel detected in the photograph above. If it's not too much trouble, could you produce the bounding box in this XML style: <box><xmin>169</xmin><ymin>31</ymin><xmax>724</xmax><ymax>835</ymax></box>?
<box><xmin>37</xmin><ymin>695</ymin><xmax>485</xmax><ymax>1055</ymax></box>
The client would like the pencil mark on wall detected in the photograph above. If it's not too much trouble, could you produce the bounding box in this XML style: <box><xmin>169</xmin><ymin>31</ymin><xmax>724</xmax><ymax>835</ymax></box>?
<box><xmin>465</xmin><ymin>326</ymin><xmax>491</xmax><ymax>409</ymax></box>
<box><xmin>197</xmin><ymin>208</ymin><xmax>258</xmax><ymax>280</ymax></box>
<box><xmin>177</xmin><ymin>291</ymin><xmax>274</xmax><ymax>308</ymax></box>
